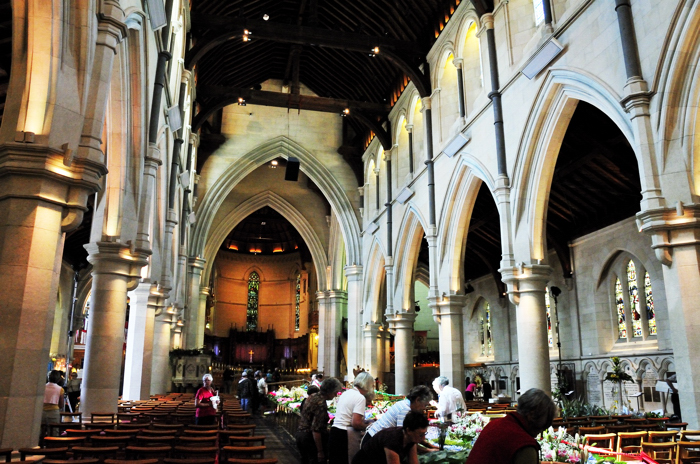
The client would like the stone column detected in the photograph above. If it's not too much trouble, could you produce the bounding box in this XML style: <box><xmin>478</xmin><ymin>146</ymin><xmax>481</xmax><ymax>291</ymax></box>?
<box><xmin>363</xmin><ymin>323</ymin><xmax>383</xmax><ymax>379</ymax></box>
<box><xmin>198</xmin><ymin>286</ymin><xmax>210</xmax><ymax>338</ymax></box>
<box><xmin>387</xmin><ymin>311</ymin><xmax>416</xmax><ymax>395</ymax></box>
<box><xmin>185</xmin><ymin>257</ymin><xmax>206</xmax><ymax>349</ymax></box>
<box><xmin>433</xmin><ymin>294</ymin><xmax>466</xmax><ymax>394</ymax></box>
<box><xmin>151</xmin><ymin>310</ymin><xmax>173</xmax><ymax>395</ymax></box>
<box><xmin>345</xmin><ymin>265</ymin><xmax>363</xmax><ymax>381</ymax></box>
<box><xmin>501</xmin><ymin>264</ymin><xmax>553</xmax><ymax>394</ymax></box>
<box><xmin>122</xmin><ymin>282</ymin><xmax>157</xmax><ymax>400</ymax></box>
<box><xmin>316</xmin><ymin>292</ymin><xmax>329</xmax><ymax>375</ymax></box>
<box><xmin>81</xmin><ymin>241</ymin><xmax>149</xmax><ymax>416</ymax></box>
<box><xmin>327</xmin><ymin>291</ymin><xmax>347</xmax><ymax>379</ymax></box>
<box><xmin>639</xmin><ymin>205</ymin><xmax>700</xmax><ymax>428</ymax></box>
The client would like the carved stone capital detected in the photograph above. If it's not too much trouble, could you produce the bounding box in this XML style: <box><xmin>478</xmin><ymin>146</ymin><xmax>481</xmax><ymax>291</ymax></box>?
<box><xmin>636</xmin><ymin>203</ymin><xmax>700</xmax><ymax>266</ymax></box>
<box><xmin>84</xmin><ymin>240</ymin><xmax>151</xmax><ymax>291</ymax></box>
<box><xmin>499</xmin><ymin>263</ymin><xmax>552</xmax><ymax>306</ymax></box>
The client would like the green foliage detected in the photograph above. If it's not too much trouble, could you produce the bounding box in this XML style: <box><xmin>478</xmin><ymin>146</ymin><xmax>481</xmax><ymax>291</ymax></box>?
<box><xmin>418</xmin><ymin>449</ymin><xmax>470</xmax><ymax>464</ymax></box>
<box><xmin>169</xmin><ymin>348</ymin><xmax>213</xmax><ymax>359</ymax></box>
<box><xmin>604</xmin><ymin>357</ymin><xmax>633</xmax><ymax>383</ymax></box>
<box><xmin>560</xmin><ymin>397</ymin><xmax>609</xmax><ymax>419</ymax></box>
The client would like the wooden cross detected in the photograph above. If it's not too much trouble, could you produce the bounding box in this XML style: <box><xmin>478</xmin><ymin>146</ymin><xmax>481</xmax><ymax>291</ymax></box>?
<box><xmin>248</xmin><ymin>349</ymin><xmax>254</xmax><ymax>363</ymax></box>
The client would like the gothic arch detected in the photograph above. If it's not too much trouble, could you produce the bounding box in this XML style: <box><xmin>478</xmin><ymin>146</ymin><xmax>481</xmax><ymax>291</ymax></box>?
<box><xmin>202</xmin><ymin>191</ymin><xmax>328</xmax><ymax>291</ymax></box>
<box><xmin>453</xmin><ymin>10</ymin><xmax>481</xmax><ymax>59</ymax></box>
<box><xmin>393</xmin><ymin>207</ymin><xmax>428</xmax><ymax>311</ymax></box>
<box><xmin>363</xmin><ymin>238</ymin><xmax>387</xmax><ymax>324</ymax></box>
<box><xmin>437</xmin><ymin>155</ymin><xmax>496</xmax><ymax>293</ymax></box>
<box><xmin>511</xmin><ymin>68</ymin><xmax>636</xmax><ymax>262</ymax></box>
<box><xmin>192</xmin><ymin>136</ymin><xmax>361</xmax><ymax>267</ymax></box>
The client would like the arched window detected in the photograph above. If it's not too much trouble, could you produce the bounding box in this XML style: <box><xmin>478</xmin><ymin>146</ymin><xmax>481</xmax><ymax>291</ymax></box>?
<box><xmin>479</xmin><ymin>301</ymin><xmax>492</xmax><ymax>357</ymax></box>
<box><xmin>295</xmin><ymin>273</ymin><xmax>301</xmax><ymax>332</ymax></box>
<box><xmin>246</xmin><ymin>272</ymin><xmax>260</xmax><ymax>331</ymax></box>
<box><xmin>545</xmin><ymin>288</ymin><xmax>553</xmax><ymax>348</ymax></box>
<box><xmin>533</xmin><ymin>0</ymin><xmax>545</xmax><ymax>25</ymax></box>
<box><xmin>645</xmin><ymin>271</ymin><xmax>656</xmax><ymax>335</ymax></box>
<box><xmin>615</xmin><ymin>277</ymin><xmax>626</xmax><ymax>339</ymax></box>
<box><xmin>627</xmin><ymin>260</ymin><xmax>642</xmax><ymax>338</ymax></box>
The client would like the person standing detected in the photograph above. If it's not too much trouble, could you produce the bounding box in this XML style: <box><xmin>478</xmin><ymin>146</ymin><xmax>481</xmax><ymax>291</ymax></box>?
<box><xmin>256</xmin><ymin>370</ymin><xmax>268</xmax><ymax>412</ymax></box>
<box><xmin>223</xmin><ymin>367</ymin><xmax>234</xmax><ymax>394</ymax></box>
<box><xmin>42</xmin><ymin>370</ymin><xmax>65</xmax><ymax>436</ymax></box>
<box><xmin>237</xmin><ymin>370</ymin><xmax>255</xmax><ymax>412</ymax></box>
<box><xmin>482</xmin><ymin>381</ymin><xmax>492</xmax><ymax>402</ymax></box>
<box><xmin>465</xmin><ymin>380</ymin><xmax>477</xmax><ymax>401</ymax></box>
<box><xmin>329</xmin><ymin>372</ymin><xmax>375</xmax><ymax>464</ymax></box>
<box><xmin>666</xmin><ymin>374</ymin><xmax>682</xmax><ymax>421</ymax></box>
<box><xmin>296</xmin><ymin>378</ymin><xmax>343</xmax><ymax>464</ymax></box>
<box><xmin>194</xmin><ymin>373</ymin><xmax>218</xmax><ymax>426</ymax></box>
<box><xmin>467</xmin><ymin>388</ymin><xmax>556</xmax><ymax>464</ymax></box>
<box><xmin>65</xmin><ymin>371</ymin><xmax>81</xmax><ymax>412</ymax></box>
<box><xmin>431</xmin><ymin>376</ymin><xmax>466</xmax><ymax>420</ymax></box>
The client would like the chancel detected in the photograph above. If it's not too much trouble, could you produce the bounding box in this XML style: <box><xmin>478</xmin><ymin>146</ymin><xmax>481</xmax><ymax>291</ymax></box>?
<box><xmin>2</xmin><ymin>0</ymin><xmax>700</xmax><ymax>461</ymax></box>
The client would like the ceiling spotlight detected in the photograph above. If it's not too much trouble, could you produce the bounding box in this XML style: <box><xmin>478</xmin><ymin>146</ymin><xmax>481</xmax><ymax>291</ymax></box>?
<box><xmin>373</xmin><ymin>47</ymin><xmax>380</xmax><ymax>54</ymax></box>
<box><xmin>270</xmin><ymin>160</ymin><xmax>278</xmax><ymax>168</ymax></box>
<box><xmin>340</xmin><ymin>108</ymin><xmax>350</xmax><ymax>117</ymax></box>
<box><xmin>243</xmin><ymin>30</ymin><xmax>252</xmax><ymax>42</ymax></box>
<box><xmin>238</xmin><ymin>97</ymin><xmax>246</xmax><ymax>106</ymax></box>
<box><xmin>263</xmin><ymin>14</ymin><xmax>269</xmax><ymax>21</ymax></box>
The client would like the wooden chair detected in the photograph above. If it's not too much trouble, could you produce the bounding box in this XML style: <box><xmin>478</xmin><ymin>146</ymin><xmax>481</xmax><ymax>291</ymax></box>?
<box><xmin>135</xmin><ymin>435</ymin><xmax>177</xmax><ymax>447</ymax></box>
<box><xmin>625</xmin><ymin>418</ymin><xmax>648</xmax><ymax>425</ymax></box>
<box><xmin>90</xmin><ymin>435</ymin><xmax>132</xmax><ymax>450</ymax></box>
<box><xmin>44</xmin><ymin>459</ymin><xmax>100</xmax><ymax>464</ymax></box>
<box><xmin>667</xmin><ymin>422</ymin><xmax>689</xmax><ymax>432</ymax></box>
<box><xmin>103</xmin><ymin>429</ymin><xmax>139</xmax><ymax>438</ymax></box>
<box><xmin>680</xmin><ymin>431</ymin><xmax>700</xmax><ymax>441</ymax></box>
<box><xmin>104</xmin><ymin>459</ymin><xmax>159</xmax><ymax>464</ymax></box>
<box><xmin>677</xmin><ymin>441</ymin><xmax>700</xmax><ymax>463</ymax></box>
<box><xmin>141</xmin><ymin>429</ymin><xmax>181</xmax><ymax>437</ymax></box>
<box><xmin>0</xmin><ymin>448</ymin><xmax>12</xmax><ymax>463</ymax></box>
<box><xmin>153</xmin><ymin>424</ymin><xmax>185</xmax><ymax>433</ymax></box>
<box><xmin>616</xmin><ymin>431</ymin><xmax>646</xmax><ymax>454</ymax></box>
<box><xmin>185</xmin><ymin>425</ymin><xmax>218</xmax><ymax>432</ymax></box>
<box><xmin>60</xmin><ymin>412</ymin><xmax>83</xmax><ymax>424</ymax></box>
<box><xmin>177</xmin><ymin>436</ymin><xmax>218</xmax><ymax>448</ymax></box>
<box><xmin>42</xmin><ymin>436</ymin><xmax>86</xmax><ymax>448</ymax></box>
<box><xmin>65</xmin><ymin>429</ymin><xmax>102</xmax><ymax>438</ymax></box>
<box><xmin>163</xmin><ymin>458</ymin><xmax>216</xmax><ymax>464</ymax></box>
<box><xmin>118</xmin><ymin>423</ymin><xmax>146</xmax><ymax>431</ymax></box>
<box><xmin>181</xmin><ymin>430</ymin><xmax>218</xmax><ymax>437</ymax></box>
<box><xmin>125</xmin><ymin>445</ymin><xmax>173</xmax><ymax>460</ymax></box>
<box><xmin>606</xmin><ymin>424</ymin><xmax>632</xmax><ymax>434</ymax></box>
<box><xmin>72</xmin><ymin>445</ymin><xmax>120</xmax><ymax>462</ymax></box>
<box><xmin>584</xmin><ymin>433</ymin><xmax>616</xmax><ymax>452</ymax></box>
<box><xmin>221</xmin><ymin>446</ymin><xmax>266</xmax><ymax>460</ymax></box>
<box><xmin>579</xmin><ymin>426</ymin><xmax>605</xmax><ymax>436</ymax></box>
<box><xmin>224</xmin><ymin>458</ymin><xmax>277</xmax><ymax>464</ymax></box>
<box><xmin>225</xmin><ymin>425</ymin><xmax>256</xmax><ymax>435</ymax></box>
<box><xmin>91</xmin><ymin>413</ymin><xmax>116</xmax><ymax>424</ymax></box>
<box><xmin>18</xmin><ymin>447</ymin><xmax>69</xmax><ymax>461</ymax></box>
<box><xmin>173</xmin><ymin>413</ymin><xmax>196</xmax><ymax>425</ymax></box>
<box><xmin>636</xmin><ymin>423</ymin><xmax>663</xmax><ymax>433</ymax></box>
<box><xmin>640</xmin><ymin>441</ymin><xmax>677</xmax><ymax>463</ymax></box>
<box><xmin>225</xmin><ymin>436</ymin><xmax>266</xmax><ymax>447</ymax></box>
<box><xmin>172</xmin><ymin>446</ymin><xmax>218</xmax><ymax>459</ymax></box>
<box><xmin>648</xmin><ymin>430</ymin><xmax>679</xmax><ymax>443</ymax></box>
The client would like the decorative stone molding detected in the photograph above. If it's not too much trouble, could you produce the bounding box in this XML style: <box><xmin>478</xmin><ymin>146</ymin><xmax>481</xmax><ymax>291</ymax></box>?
<box><xmin>500</xmin><ymin>263</ymin><xmax>553</xmax><ymax>306</ymax></box>
<box><xmin>636</xmin><ymin>203</ymin><xmax>700</xmax><ymax>266</ymax></box>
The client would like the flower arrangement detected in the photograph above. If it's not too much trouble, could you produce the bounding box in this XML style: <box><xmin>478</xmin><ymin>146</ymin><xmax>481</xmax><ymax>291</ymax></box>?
<box><xmin>537</xmin><ymin>427</ymin><xmax>583</xmax><ymax>463</ymax></box>
<box><xmin>604</xmin><ymin>357</ymin><xmax>633</xmax><ymax>383</ymax></box>
<box><xmin>447</xmin><ymin>411</ymin><xmax>491</xmax><ymax>445</ymax></box>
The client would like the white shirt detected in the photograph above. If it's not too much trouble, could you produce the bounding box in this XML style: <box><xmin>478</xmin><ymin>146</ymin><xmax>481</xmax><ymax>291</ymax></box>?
<box><xmin>257</xmin><ymin>377</ymin><xmax>267</xmax><ymax>395</ymax></box>
<box><xmin>436</xmin><ymin>385</ymin><xmax>466</xmax><ymax>418</ymax></box>
<box><xmin>332</xmin><ymin>387</ymin><xmax>366</xmax><ymax>430</ymax></box>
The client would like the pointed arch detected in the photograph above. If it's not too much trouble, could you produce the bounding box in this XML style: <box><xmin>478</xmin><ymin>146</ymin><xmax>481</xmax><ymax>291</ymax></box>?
<box><xmin>393</xmin><ymin>207</ymin><xmax>428</xmax><ymax>311</ymax></box>
<box><xmin>192</xmin><ymin>136</ymin><xmax>361</xmax><ymax>267</ymax></box>
<box><xmin>201</xmin><ymin>191</ymin><xmax>328</xmax><ymax>291</ymax></box>
<box><xmin>363</xmin><ymin>238</ymin><xmax>387</xmax><ymax>324</ymax></box>
<box><xmin>511</xmin><ymin>68</ymin><xmax>636</xmax><ymax>262</ymax></box>
<box><xmin>437</xmin><ymin>154</ymin><xmax>497</xmax><ymax>293</ymax></box>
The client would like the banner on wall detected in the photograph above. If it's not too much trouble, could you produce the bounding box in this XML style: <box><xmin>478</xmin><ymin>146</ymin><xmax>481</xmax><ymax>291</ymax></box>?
<box><xmin>415</xmin><ymin>331</ymin><xmax>428</xmax><ymax>349</ymax></box>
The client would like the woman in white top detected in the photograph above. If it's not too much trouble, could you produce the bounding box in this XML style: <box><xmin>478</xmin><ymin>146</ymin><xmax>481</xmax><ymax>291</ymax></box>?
<box><xmin>328</xmin><ymin>372</ymin><xmax>375</xmax><ymax>464</ymax></box>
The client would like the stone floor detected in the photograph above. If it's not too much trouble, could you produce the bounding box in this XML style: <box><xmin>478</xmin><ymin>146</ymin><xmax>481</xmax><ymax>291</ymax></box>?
<box><xmin>253</xmin><ymin>411</ymin><xmax>302</xmax><ymax>464</ymax></box>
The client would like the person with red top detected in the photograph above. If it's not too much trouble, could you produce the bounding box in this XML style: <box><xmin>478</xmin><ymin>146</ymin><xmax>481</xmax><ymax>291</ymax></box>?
<box><xmin>194</xmin><ymin>373</ymin><xmax>218</xmax><ymax>426</ymax></box>
<box><xmin>467</xmin><ymin>388</ymin><xmax>556</xmax><ymax>464</ymax></box>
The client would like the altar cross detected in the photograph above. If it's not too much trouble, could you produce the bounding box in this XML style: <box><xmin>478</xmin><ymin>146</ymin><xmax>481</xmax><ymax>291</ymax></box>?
<box><xmin>248</xmin><ymin>349</ymin><xmax>254</xmax><ymax>363</ymax></box>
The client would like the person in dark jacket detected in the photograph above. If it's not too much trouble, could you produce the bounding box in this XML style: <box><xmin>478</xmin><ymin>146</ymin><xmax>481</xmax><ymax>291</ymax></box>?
<box><xmin>237</xmin><ymin>370</ymin><xmax>255</xmax><ymax>412</ymax></box>
<box><xmin>467</xmin><ymin>388</ymin><xmax>556</xmax><ymax>464</ymax></box>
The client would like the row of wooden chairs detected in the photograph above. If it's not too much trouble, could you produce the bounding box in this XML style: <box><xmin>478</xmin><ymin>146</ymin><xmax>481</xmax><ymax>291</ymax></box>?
<box><xmin>581</xmin><ymin>430</ymin><xmax>700</xmax><ymax>464</ymax></box>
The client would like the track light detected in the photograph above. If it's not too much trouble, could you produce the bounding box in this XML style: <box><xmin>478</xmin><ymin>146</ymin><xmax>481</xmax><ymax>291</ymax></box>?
<box><xmin>340</xmin><ymin>108</ymin><xmax>350</xmax><ymax>117</ymax></box>
<box><xmin>238</xmin><ymin>97</ymin><xmax>246</xmax><ymax>106</ymax></box>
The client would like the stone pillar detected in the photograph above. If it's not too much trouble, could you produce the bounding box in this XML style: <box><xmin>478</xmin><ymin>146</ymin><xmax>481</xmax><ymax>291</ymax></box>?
<box><xmin>387</xmin><ymin>311</ymin><xmax>416</xmax><ymax>395</ymax></box>
<box><xmin>433</xmin><ymin>294</ymin><xmax>466</xmax><ymax>394</ymax></box>
<box><xmin>363</xmin><ymin>323</ymin><xmax>383</xmax><ymax>380</ymax></box>
<box><xmin>327</xmin><ymin>291</ymin><xmax>347</xmax><ymax>379</ymax></box>
<box><xmin>134</xmin><ymin>148</ymin><xmax>162</xmax><ymax>250</ymax></box>
<box><xmin>638</xmin><ymin>205</ymin><xmax>700</xmax><ymax>428</ymax></box>
<box><xmin>316</xmin><ymin>292</ymin><xmax>329</xmax><ymax>375</ymax></box>
<box><xmin>185</xmin><ymin>257</ymin><xmax>206</xmax><ymax>349</ymax></box>
<box><xmin>151</xmin><ymin>311</ymin><xmax>173</xmax><ymax>395</ymax></box>
<box><xmin>501</xmin><ymin>264</ymin><xmax>553</xmax><ymax>394</ymax></box>
<box><xmin>198</xmin><ymin>286</ymin><xmax>210</xmax><ymax>338</ymax></box>
<box><xmin>81</xmin><ymin>241</ymin><xmax>149</xmax><ymax>416</ymax></box>
<box><xmin>122</xmin><ymin>282</ymin><xmax>157</xmax><ymax>400</ymax></box>
<box><xmin>345</xmin><ymin>265</ymin><xmax>363</xmax><ymax>381</ymax></box>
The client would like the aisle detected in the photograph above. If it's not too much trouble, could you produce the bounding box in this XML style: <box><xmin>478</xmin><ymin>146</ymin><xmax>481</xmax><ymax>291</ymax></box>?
<box><xmin>251</xmin><ymin>412</ymin><xmax>302</xmax><ymax>464</ymax></box>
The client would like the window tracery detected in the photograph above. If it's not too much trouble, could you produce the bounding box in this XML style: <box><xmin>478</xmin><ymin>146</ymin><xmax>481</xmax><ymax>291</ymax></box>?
<box><xmin>295</xmin><ymin>273</ymin><xmax>301</xmax><ymax>332</ymax></box>
<box><xmin>627</xmin><ymin>260</ymin><xmax>642</xmax><ymax>338</ymax></box>
<box><xmin>545</xmin><ymin>289</ymin><xmax>553</xmax><ymax>348</ymax></box>
<box><xmin>615</xmin><ymin>277</ymin><xmax>626</xmax><ymax>339</ymax></box>
<box><xmin>246</xmin><ymin>271</ymin><xmax>260</xmax><ymax>331</ymax></box>
<box><xmin>645</xmin><ymin>271</ymin><xmax>656</xmax><ymax>336</ymax></box>
<box><xmin>479</xmin><ymin>301</ymin><xmax>492</xmax><ymax>357</ymax></box>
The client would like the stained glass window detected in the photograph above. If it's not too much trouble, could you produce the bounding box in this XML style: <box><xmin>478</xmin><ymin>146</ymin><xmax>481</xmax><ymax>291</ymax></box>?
<box><xmin>645</xmin><ymin>271</ymin><xmax>656</xmax><ymax>336</ymax></box>
<box><xmin>295</xmin><ymin>274</ymin><xmax>301</xmax><ymax>332</ymax></box>
<box><xmin>545</xmin><ymin>289</ymin><xmax>553</xmax><ymax>348</ymax></box>
<box><xmin>627</xmin><ymin>260</ymin><xmax>642</xmax><ymax>338</ymax></box>
<box><xmin>246</xmin><ymin>271</ymin><xmax>260</xmax><ymax>331</ymax></box>
<box><xmin>616</xmin><ymin>278</ymin><xmax>626</xmax><ymax>339</ymax></box>
<box><xmin>480</xmin><ymin>301</ymin><xmax>492</xmax><ymax>357</ymax></box>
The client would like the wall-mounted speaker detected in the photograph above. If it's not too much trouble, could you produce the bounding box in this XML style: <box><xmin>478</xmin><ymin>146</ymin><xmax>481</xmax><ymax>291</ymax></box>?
<box><xmin>285</xmin><ymin>157</ymin><xmax>300</xmax><ymax>181</ymax></box>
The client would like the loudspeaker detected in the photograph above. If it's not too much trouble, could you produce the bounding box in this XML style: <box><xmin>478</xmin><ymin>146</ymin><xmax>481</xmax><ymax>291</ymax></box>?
<box><xmin>285</xmin><ymin>157</ymin><xmax>300</xmax><ymax>181</ymax></box>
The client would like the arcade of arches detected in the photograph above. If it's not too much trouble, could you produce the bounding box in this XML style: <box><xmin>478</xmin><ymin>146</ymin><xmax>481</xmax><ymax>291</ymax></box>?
<box><xmin>2</xmin><ymin>0</ymin><xmax>700</xmax><ymax>450</ymax></box>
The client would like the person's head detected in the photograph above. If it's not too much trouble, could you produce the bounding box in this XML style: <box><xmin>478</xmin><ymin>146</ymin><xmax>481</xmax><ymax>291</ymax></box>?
<box><xmin>202</xmin><ymin>373</ymin><xmax>213</xmax><ymax>387</ymax></box>
<box><xmin>255</xmin><ymin>370</ymin><xmax>262</xmax><ymax>378</ymax></box>
<box><xmin>407</xmin><ymin>385</ymin><xmax>433</xmax><ymax>412</ymax></box>
<box><xmin>353</xmin><ymin>371</ymin><xmax>375</xmax><ymax>394</ymax></box>
<box><xmin>319</xmin><ymin>377</ymin><xmax>343</xmax><ymax>399</ymax></box>
<box><xmin>307</xmin><ymin>385</ymin><xmax>320</xmax><ymax>396</ymax></box>
<box><xmin>241</xmin><ymin>371</ymin><xmax>248</xmax><ymax>378</ymax></box>
<box><xmin>432</xmin><ymin>376</ymin><xmax>449</xmax><ymax>394</ymax></box>
<box><xmin>402</xmin><ymin>411</ymin><xmax>429</xmax><ymax>443</ymax></box>
<box><xmin>48</xmin><ymin>370</ymin><xmax>62</xmax><ymax>384</ymax></box>
<box><xmin>517</xmin><ymin>388</ymin><xmax>556</xmax><ymax>436</ymax></box>
<box><xmin>70</xmin><ymin>371</ymin><xmax>77</xmax><ymax>379</ymax></box>
<box><xmin>311</xmin><ymin>374</ymin><xmax>317</xmax><ymax>381</ymax></box>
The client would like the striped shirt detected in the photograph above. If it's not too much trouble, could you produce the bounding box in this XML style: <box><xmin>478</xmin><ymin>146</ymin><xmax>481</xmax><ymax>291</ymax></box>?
<box><xmin>367</xmin><ymin>398</ymin><xmax>411</xmax><ymax>437</ymax></box>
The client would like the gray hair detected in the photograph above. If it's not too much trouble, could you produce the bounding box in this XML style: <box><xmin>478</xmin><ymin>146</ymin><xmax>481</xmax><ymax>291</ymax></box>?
<box><xmin>407</xmin><ymin>385</ymin><xmax>433</xmax><ymax>404</ymax></box>
<box><xmin>319</xmin><ymin>377</ymin><xmax>343</xmax><ymax>396</ymax></box>
<box><xmin>202</xmin><ymin>373</ymin><xmax>213</xmax><ymax>382</ymax></box>
<box><xmin>433</xmin><ymin>376</ymin><xmax>449</xmax><ymax>387</ymax></box>
<box><xmin>517</xmin><ymin>388</ymin><xmax>556</xmax><ymax>433</ymax></box>
<box><xmin>353</xmin><ymin>371</ymin><xmax>375</xmax><ymax>391</ymax></box>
